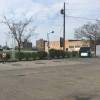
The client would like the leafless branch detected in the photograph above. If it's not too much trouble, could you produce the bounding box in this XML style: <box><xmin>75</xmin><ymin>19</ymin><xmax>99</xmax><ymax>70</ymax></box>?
<box><xmin>1</xmin><ymin>15</ymin><xmax>36</xmax><ymax>52</ymax></box>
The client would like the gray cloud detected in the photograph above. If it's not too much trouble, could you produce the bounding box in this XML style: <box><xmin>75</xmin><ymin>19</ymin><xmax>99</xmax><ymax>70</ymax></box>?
<box><xmin>0</xmin><ymin>0</ymin><xmax>99</xmax><ymax>46</ymax></box>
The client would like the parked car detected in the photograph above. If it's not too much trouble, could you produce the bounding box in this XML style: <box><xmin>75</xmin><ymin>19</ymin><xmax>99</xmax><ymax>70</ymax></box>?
<box><xmin>79</xmin><ymin>47</ymin><xmax>91</xmax><ymax>57</ymax></box>
<box><xmin>0</xmin><ymin>47</ymin><xmax>3</xmax><ymax>51</ymax></box>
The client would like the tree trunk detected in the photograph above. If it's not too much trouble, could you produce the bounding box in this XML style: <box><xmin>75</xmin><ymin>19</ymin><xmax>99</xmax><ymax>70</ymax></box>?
<box><xmin>94</xmin><ymin>44</ymin><xmax>96</xmax><ymax>56</ymax></box>
<box><xmin>18</xmin><ymin>43</ymin><xmax>21</xmax><ymax>53</ymax></box>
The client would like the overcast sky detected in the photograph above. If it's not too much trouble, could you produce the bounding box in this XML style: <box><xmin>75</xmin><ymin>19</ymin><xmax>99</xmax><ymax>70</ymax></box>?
<box><xmin>0</xmin><ymin>0</ymin><xmax>100</xmax><ymax>47</ymax></box>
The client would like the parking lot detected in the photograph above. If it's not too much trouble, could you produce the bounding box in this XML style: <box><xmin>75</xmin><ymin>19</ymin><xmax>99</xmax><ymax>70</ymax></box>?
<box><xmin>0</xmin><ymin>58</ymin><xmax>100</xmax><ymax>100</ymax></box>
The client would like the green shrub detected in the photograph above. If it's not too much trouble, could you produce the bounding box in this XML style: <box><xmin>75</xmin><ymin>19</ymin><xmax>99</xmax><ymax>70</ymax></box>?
<box><xmin>24</xmin><ymin>52</ymin><xmax>31</xmax><ymax>61</ymax></box>
<box><xmin>72</xmin><ymin>51</ymin><xmax>79</xmax><ymax>57</ymax></box>
<box><xmin>49</xmin><ymin>49</ymin><xmax>56</xmax><ymax>58</ymax></box>
<box><xmin>57</xmin><ymin>50</ymin><xmax>65</xmax><ymax>58</ymax></box>
<box><xmin>15</xmin><ymin>52</ymin><xmax>25</xmax><ymax>61</ymax></box>
<box><xmin>6</xmin><ymin>53</ymin><xmax>11</xmax><ymax>60</ymax></box>
<box><xmin>49</xmin><ymin>49</ymin><xmax>65</xmax><ymax>59</ymax></box>
<box><xmin>60</xmin><ymin>50</ymin><xmax>65</xmax><ymax>58</ymax></box>
<box><xmin>38</xmin><ymin>51</ymin><xmax>47</xmax><ymax>60</ymax></box>
<box><xmin>56</xmin><ymin>50</ymin><xmax>61</xmax><ymax>58</ymax></box>
<box><xmin>66</xmin><ymin>51</ymin><xmax>72</xmax><ymax>58</ymax></box>
<box><xmin>31</xmin><ymin>52</ymin><xmax>38</xmax><ymax>60</ymax></box>
<box><xmin>0</xmin><ymin>53</ymin><xmax>2</xmax><ymax>61</ymax></box>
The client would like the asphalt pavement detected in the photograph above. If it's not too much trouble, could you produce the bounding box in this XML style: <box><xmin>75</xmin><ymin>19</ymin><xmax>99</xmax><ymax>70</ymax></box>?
<box><xmin>0</xmin><ymin>58</ymin><xmax>100</xmax><ymax>100</ymax></box>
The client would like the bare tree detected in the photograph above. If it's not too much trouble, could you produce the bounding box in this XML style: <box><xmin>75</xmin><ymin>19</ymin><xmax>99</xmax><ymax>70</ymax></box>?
<box><xmin>75</xmin><ymin>21</ymin><xmax>100</xmax><ymax>56</ymax></box>
<box><xmin>1</xmin><ymin>16</ymin><xmax>37</xmax><ymax>52</ymax></box>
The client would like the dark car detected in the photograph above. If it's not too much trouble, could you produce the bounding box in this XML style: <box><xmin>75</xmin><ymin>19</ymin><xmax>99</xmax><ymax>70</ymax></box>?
<box><xmin>79</xmin><ymin>47</ymin><xmax>91</xmax><ymax>57</ymax></box>
<box><xmin>0</xmin><ymin>47</ymin><xmax>3</xmax><ymax>51</ymax></box>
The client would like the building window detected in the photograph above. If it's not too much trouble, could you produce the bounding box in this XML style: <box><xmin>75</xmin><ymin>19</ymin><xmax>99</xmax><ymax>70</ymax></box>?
<box><xmin>82</xmin><ymin>45</ymin><xmax>89</xmax><ymax>47</ymax></box>
<box><xmin>69</xmin><ymin>45</ymin><xmax>74</xmax><ymax>48</ymax></box>
<box><xmin>75</xmin><ymin>45</ymin><xmax>81</xmax><ymax>48</ymax></box>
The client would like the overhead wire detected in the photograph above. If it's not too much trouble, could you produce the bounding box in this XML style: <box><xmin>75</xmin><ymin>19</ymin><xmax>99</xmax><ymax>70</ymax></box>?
<box><xmin>59</xmin><ymin>25</ymin><xmax>63</xmax><ymax>33</ymax></box>
<box><xmin>66</xmin><ymin>15</ymin><xmax>98</xmax><ymax>21</ymax></box>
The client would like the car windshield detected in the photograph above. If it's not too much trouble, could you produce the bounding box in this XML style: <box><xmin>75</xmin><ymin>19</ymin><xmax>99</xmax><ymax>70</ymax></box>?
<box><xmin>80</xmin><ymin>47</ymin><xmax>90</xmax><ymax>51</ymax></box>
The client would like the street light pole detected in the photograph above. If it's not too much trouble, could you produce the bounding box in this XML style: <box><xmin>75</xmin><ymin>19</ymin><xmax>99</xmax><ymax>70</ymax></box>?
<box><xmin>47</xmin><ymin>31</ymin><xmax>54</xmax><ymax>60</ymax></box>
<box><xmin>47</xmin><ymin>33</ymin><xmax>50</xmax><ymax>59</ymax></box>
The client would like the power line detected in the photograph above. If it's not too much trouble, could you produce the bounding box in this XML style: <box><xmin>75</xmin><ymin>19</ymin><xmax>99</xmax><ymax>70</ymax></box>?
<box><xmin>59</xmin><ymin>25</ymin><xmax>63</xmax><ymax>33</ymax></box>
<box><xmin>66</xmin><ymin>15</ymin><xmax>98</xmax><ymax>21</ymax></box>
<box><xmin>65</xmin><ymin>9</ymin><xmax>99</xmax><ymax>12</ymax></box>
<box><xmin>47</xmin><ymin>14</ymin><xmax>98</xmax><ymax>21</ymax></box>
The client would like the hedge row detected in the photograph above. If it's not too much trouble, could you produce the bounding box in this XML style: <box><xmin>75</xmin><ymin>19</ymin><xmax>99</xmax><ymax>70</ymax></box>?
<box><xmin>0</xmin><ymin>50</ymin><xmax>79</xmax><ymax>61</ymax></box>
<box><xmin>0</xmin><ymin>51</ymin><xmax>47</xmax><ymax>61</ymax></box>
<box><xmin>49</xmin><ymin>49</ymin><xmax>65</xmax><ymax>58</ymax></box>
<box><xmin>49</xmin><ymin>49</ymin><xmax>79</xmax><ymax>58</ymax></box>
<box><xmin>15</xmin><ymin>50</ymin><xmax>78</xmax><ymax>61</ymax></box>
<box><xmin>15</xmin><ymin>51</ymin><xmax>47</xmax><ymax>61</ymax></box>
<box><xmin>66</xmin><ymin>51</ymin><xmax>79</xmax><ymax>58</ymax></box>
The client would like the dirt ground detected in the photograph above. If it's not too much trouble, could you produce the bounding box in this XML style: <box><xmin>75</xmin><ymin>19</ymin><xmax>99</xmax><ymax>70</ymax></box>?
<box><xmin>0</xmin><ymin>58</ymin><xmax>100</xmax><ymax>100</ymax></box>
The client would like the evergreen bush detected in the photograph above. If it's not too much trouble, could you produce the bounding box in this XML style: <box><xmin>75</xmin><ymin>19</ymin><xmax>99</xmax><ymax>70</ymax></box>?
<box><xmin>6</xmin><ymin>53</ymin><xmax>11</xmax><ymax>60</ymax></box>
<box><xmin>31</xmin><ymin>52</ymin><xmax>38</xmax><ymax>60</ymax></box>
<box><xmin>72</xmin><ymin>51</ymin><xmax>79</xmax><ymax>57</ymax></box>
<box><xmin>0</xmin><ymin>53</ymin><xmax>2</xmax><ymax>61</ymax></box>
<box><xmin>15</xmin><ymin>52</ymin><xmax>25</xmax><ymax>61</ymax></box>
<box><xmin>49</xmin><ymin>49</ymin><xmax>56</xmax><ymax>58</ymax></box>
<box><xmin>66</xmin><ymin>51</ymin><xmax>72</xmax><ymax>58</ymax></box>
<box><xmin>38</xmin><ymin>51</ymin><xmax>47</xmax><ymax>60</ymax></box>
<box><xmin>24</xmin><ymin>52</ymin><xmax>31</xmax><ymax>61</ymax></box>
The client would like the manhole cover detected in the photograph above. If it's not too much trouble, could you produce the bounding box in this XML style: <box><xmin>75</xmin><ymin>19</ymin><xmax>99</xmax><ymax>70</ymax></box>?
<box><xmin>12</xmin><ymin>64</ymin><xmax>22</xmax><ymax>66</ymax></box>
<box><xmin>75</xmin><ymin>96</ymin><xmax>91</xmax><ymax>100</ymax></box>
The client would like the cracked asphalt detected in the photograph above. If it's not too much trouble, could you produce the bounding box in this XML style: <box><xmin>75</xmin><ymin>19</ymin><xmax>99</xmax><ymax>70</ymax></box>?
<box><xmin>0</xmin><ymin>58</ymin><xmax>100</xmax><ymax>100</ymax></box>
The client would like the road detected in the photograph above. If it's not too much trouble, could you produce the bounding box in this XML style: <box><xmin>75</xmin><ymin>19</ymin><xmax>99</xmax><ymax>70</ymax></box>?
<box><xmin>0</xmin><ymin>58</ymin><xmax>100</xmax><ymax>100</ymax></box>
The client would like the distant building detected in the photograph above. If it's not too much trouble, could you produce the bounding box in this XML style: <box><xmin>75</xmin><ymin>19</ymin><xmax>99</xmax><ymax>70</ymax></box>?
<box><xmin>45</xmin><ymin>40</ymin><xmax>91</xmax><ymax>52</ymax></box>
<box><xmin>36</xmin><ymin>39</ymin><xmax>46</xmax><ymax>50</ymax></box>
<box><xmin>22</xmin><ymin>39</ymin><xmax>32</xmax><ymax>49</ymax></box>
<box><xmin>32</xmin><ymin>46</ymin><xmax>38</xmax><ymax>51</ymax></box>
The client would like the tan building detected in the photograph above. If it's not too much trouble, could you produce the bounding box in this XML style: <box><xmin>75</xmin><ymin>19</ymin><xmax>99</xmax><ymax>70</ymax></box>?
<box><xmin>45</xmin><ymin>40</ymin><xmax>90</xmax><ymax>52</ymax></box>
<box><xmin>36</xmin><ymin>39</ymin><xmax>46</xmax><ymax>50</ymax></box>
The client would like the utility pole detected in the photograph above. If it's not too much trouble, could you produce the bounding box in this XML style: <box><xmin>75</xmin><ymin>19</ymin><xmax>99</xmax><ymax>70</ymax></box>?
<box><xmin>63</xmin><ymin>2</ymin><xmax>65</xmax><ymax>52</ymax></box>
<box><xmin>61</xmin><ymin>2</ymin><xmax>66</xmax><ymax>52</ymax></box>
